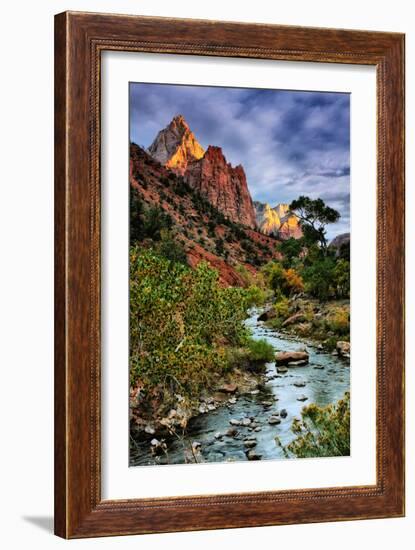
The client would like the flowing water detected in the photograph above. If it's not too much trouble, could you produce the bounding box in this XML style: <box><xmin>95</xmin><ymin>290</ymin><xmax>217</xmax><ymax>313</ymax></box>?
<box><xmin>130</xmin><ymin>308</ymin><xmax>350</xmax><ymax>466</ymax></box>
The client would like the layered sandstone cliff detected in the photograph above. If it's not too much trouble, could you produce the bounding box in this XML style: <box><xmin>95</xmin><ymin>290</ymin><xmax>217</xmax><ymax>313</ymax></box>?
<box><xmin>185</xmin><ymin>146</ymin><xmax>257</xmax><ymax>229</ymax></box>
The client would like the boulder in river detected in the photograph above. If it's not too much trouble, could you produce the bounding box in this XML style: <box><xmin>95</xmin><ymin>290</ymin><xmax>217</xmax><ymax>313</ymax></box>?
<box><xmin>257</xmin><ymin>309</ymin><xmax>276</xmax><ymax>322</ymax></box>
<box><xmin>229</xmin><ymin>418</ymin><xmax>241</xmax><ymax>426</ymax></box>
<box><xmin>297</xmin><ymin>395</ymin><xmax>308</xmax><ymax>402</ymax></box>
<box><xmin>268</xmin><ymin>415</ymin><xmax>281</xmax><ymax>425</ymax></box>
<box><xmin>336</xmin><ymin>341</ymin><xmax>351</xmax><ymax>357</ymax></box>
<box><xmin>288</xmin><ymin>359</ymin><xmax>308</xmax><ymax>367</ymax></box>
<box><xmin>280</xmin><ymin>409</ymin><xmax>288</xmax><ymax>418</ymax></box>
<box><xmin>277</xmin><ymin>366</ymin><xmax>288</xmax><ymax>374</ymax></box>
<box><xmin>244</xmin><ymin>439</ymin><xmax>257</xmax><ymax>448</ymax></box>
<box><xmin>275</xmin><ymin>350</ymin><xmax>309</xmax><ymax>366</ymax></box>
<box><xmin>293</xmin><ymin>381</ymin><xmax>306</xmax><ymax>387</ymax></box>
<box><xmin>246</xmin><ymin>449</ymin><xmax>262</xmax><ymax>460</ymax></box>
<box><xmin>241</xmin><ymin>418</ymin><xmax>252</xmax><ymax>427</ymax></box>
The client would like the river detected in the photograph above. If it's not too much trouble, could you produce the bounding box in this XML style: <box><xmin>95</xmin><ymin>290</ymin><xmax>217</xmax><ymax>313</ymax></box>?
<box><xmin>129</xmin><ymin>307</ymin><xmax>350</xmax><ymax>466</ymax></box>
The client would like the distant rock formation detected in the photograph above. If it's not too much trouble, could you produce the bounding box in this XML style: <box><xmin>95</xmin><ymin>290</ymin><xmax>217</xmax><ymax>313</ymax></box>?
<box><xmin>329</xmin><ymin>233</ymin><xmax>350</xmax><ymax>257</ymax></box>
<box><xmin>254</xmin><ymin>201</ymin><xmax>302</xmax><ymax>239</ymax></box>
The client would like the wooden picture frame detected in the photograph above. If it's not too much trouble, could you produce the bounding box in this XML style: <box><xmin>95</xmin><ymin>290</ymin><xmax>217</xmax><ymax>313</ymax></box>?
<box><xmin>54</xmin><ymin>11</ymin><xmax>405</xmax><ymax>538</ymax></box>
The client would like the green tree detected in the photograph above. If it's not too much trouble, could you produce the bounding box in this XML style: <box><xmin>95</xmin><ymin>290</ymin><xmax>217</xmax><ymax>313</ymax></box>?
<box><xmin>130</xmin><ymin>187</ymin><xmax>145</xmax><ymax>243</ymax></box>
<box><xmin>215</xmin><ymin>237</ymin><xmax>225</xmax><ymax>256</ymax></box>
<box><xmin>289</xmin><ymin>196</ymin><xmax>340</xmax><ymax>251</ymax></box>
<box><xmin>333</xmin><ymin>259</ymin><xmax>350</xmax><ymax>298</ymax></box>
<box><xmin>142</xmin><ymin>206</ymin><xmax>173</xmax><ymax>241</ymax></box>
<box><xmin>302</xmin><ymin>256</ymin><xmax>336</xmax><ymax>301</ymax></box>
<box><xmin>277</xmin><ymin>237</ymin><xmax>302</xmax><ymax>268</ymax></box>
<box><xmin>156</xmin><ymin>229</ymin><xmax>188</xmax><ymax>265</ymax></box>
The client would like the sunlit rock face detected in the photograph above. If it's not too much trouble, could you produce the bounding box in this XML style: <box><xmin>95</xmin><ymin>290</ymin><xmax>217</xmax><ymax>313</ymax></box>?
<box><xmin>185</xmin><ymin>146</ymin><xmax>257</xmax><ymax>229</ymax></box>
<box><xmin>254</xmin><ymin>201</ymin><xmax>302</xmax><ymax>239</ymax></box>
<box><xmin>149</xmin><ymin>115</ymin><xmax>257</xmax><ymax>229</ymax></box>
<box><xmin>148</xmin><ymin>114</ymin><xmax>205</xmax><ymax>175</ymax></box>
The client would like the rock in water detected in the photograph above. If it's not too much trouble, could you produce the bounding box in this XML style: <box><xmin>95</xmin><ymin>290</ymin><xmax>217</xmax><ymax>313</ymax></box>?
<box><xmin>246</xmin><ymin>449</ymin><xmax>262</xmax><ymax>460</ymax></box>
<box><xmin>275</xmin><ymin>350</ymin><xmax>309</xmax><ymax>366</ymax></box>
<box><xmin>287</xmin><ymin>359</ymin><xmax>308</xmax><ymax>367</ymax></box>
<box><xmin>297</xmin><ymin>395</ymin><xmax>308</xmax><ymax>402</ymax></box>
<box><xmin>257</xmin><ymin>308</ymin><xmax>276</xmax><ymax>322</ymax></box>
<box><xmin>336</xmin><ymin>341</ymin><xmax>351</xmax><ymax>357</ymax></box>
<box><xmin>229</xmin><ymin>418</ymin><xmax>241</xmax><ymax>426</ymax></box>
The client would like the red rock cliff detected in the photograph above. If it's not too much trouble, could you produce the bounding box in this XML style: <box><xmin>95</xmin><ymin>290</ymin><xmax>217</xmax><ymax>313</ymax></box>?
<box><xmin>185</xmin><ymin>146</ymin><xmax>257</xmax><ymax>229</ymax></box>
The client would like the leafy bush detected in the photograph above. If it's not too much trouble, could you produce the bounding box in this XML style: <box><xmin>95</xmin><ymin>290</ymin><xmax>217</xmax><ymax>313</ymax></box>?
<box><xmin>262</xmin><ymin>262</ymin><xmax>303</xmax><ymax>297</ymax></box>
<box><xmin>283</xmin><ymin>268</ymin><xmax>304</xmax><ymax>294</ymax></box>
<box><xmin>285</xmin><ymin>392</ymin><xmax>350</xmax><ymax>458</ymax></box>
<box><xmin>262</xmin><ymin>261</ymin><xmax>286</xmax><ymax>293</ymax></box>
<box><xmin>246</xmin><ymin>338</ymin><xmax>274</xmax><ymax>363</ymax></box>
<box><xmin>326</xmin><ymin>307</ymin><xmax>349</xmax><ymax>337</ymax></box>
<box><xmin>275</xmin><ymin>295</ymin><xmax>290</xmax><ymax>317</ymax></box>
<box><xmin>245</xmin><ymin>285</ymin><xmax>268</xmax><ymax>308</ymax></box>
<box><xmin>130</xmin><ymin>248</ymin><xmax>249</xmax><ymax>400</ymax></box>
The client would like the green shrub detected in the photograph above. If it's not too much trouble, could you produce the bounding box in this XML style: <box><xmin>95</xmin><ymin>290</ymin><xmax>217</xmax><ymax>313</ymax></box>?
<box><xmin>326</xmin><ymin>307</ymin><xmax>350</xmax><ymax>337</ymax></box>
<box><xmin>284</xmin><ymin>392</ymin><xmax>350</xmax><ymax>458</ymax></box>
<box><xmin>245</xmin><ymin>285</ymin><xmax>268</xmax><ymax>307</ymax></box>
<box><xmin>130</xmin><ymin>248</ymin><xmax>249</xmax><ymax>400</ymax></box>
<box><xmin>274</xmin><ymin>295</ymin><xmax>290</xmax><ymax>319</ymax></box>
<box><xmin>246</xmin><ymin>338</ymin><xmax>274</xmax><ymax>363</ymax></box>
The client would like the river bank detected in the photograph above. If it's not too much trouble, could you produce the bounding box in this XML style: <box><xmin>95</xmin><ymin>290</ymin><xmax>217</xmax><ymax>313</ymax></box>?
<box><xmin>129</xmin><ymin>307</ymin><xmax>350</xmax><ymax>466</ymax></box>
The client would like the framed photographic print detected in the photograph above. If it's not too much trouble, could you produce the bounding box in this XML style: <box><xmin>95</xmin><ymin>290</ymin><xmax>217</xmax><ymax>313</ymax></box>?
<box><xmin>54</xmin><ymin>11</ymin><xmax>405</xmax><ymax>538</ymax></box>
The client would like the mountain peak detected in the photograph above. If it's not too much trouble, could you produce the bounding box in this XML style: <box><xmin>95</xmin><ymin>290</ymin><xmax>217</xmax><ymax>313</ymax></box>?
<box><xmin>148</xmin><ymin>115</ymin><xmax>205</xmax><ymax>174</ymax></box>
<box><xmin>169</xmin><ymin>114</ymin><xmax>190</xmax><ymax>131</ymax></box>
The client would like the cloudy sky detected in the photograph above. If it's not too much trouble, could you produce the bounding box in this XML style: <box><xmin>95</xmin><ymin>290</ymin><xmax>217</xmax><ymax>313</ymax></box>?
<box><xmin>130</xmin><ymin>83</ymin><xmax>350</xmax><ymax>238</ymax></box>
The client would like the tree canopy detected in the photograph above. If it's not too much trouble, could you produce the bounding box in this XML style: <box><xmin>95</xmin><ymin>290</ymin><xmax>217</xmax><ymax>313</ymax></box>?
<box><xmin>289</xmin><ymin>196</ymin><xmax>340</xmax><ymax>250</ymax></box>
